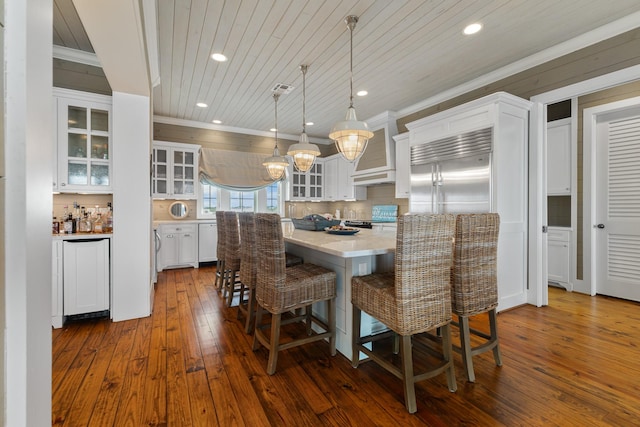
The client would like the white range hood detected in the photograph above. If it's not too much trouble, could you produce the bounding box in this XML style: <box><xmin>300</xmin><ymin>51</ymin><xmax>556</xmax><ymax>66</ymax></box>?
<box><xmin>351</xmin><ymin>111</ymin><xmax>398</xmax><ymax>186</ymax></box>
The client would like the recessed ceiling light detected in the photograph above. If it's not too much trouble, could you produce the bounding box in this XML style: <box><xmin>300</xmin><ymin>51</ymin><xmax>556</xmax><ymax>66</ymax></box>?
<box><xmin>463</xmin><ymin>23</ymin><xmax>482</xmax><ymax>35</ymax></box>
<box><xmin>211</xmin><ymin>53</ymin><xmax>227</xmax><ymax>62</ymax></box>
<box><xmin>212</xmin><ymin>119</ymin><xmax>222</xmax><ymax>124</ymax></box>
<box><xmin>196</xmin><ymin>102</ymin><xmax>208</xmax><ymax>108</ymax></box>
<box><xmin>270</xmin><ymin>128</ymin><xmax>277</xmax><ymax>132</ymax></box>
<box><xmin>306</xmin><ymin>121</ymin><xmax>314</xmax><ymax>126</ymax></box>
<box><xmin>357</xmin><ymin>90</ymin><xmax>368</xmax><ymax>97</ymax></box>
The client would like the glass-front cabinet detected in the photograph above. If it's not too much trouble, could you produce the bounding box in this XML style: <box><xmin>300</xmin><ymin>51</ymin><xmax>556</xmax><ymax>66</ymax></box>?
<box><xmin>286</xmin><ymin>159</ymin><xmax>324</xmax><ymax>201</ymax></box>
<box><xmin>152</xmin><ymin>141</ymin><xmax>200</xmax><ymax>199</ymax></box>
<box><xmin>55</xmin><ymin>90</ymin><xmax>112</xmax><ymax>193</ymax></box>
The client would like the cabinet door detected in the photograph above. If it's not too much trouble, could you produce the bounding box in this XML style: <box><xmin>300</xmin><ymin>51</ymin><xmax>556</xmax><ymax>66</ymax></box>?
<box><xmin>324</xmin><ymin>157</ymin><xmax>338</xmax><ymax>201</ymax></box>
<box><xmin>547</xmin><ymin>120</ymin><xmax>571</xmax><ymax>195</ymax></box>
<box><xmin>172</xmin><ymin>148</ymin><xmax>197</xmax><ymax>198</ymax></box>
<box><xmin>159</xmin><ymin>231</ymin><xmax>179</xmax><ymax>269</ymax></box>
<box><xmin>179</xmin><ymin>230</ymin><xmax>197</xmax><ymax>264</ymax></box>
<box><xmin>152</xmin><ymin>145</ymin><xmax>170</xmax><ymax>197</ymax></box>
<box><xmin>395</xmin><ymin>134</ymin><xmax>410</xmax><ymax>198</ymax></box>
<box><xmin>548</xmin><ymin>239</ymin><xmax>569</xmax><ymax>284</ymax></box>
<box><xmin>52</xmin><ymin>240</ymin><xmax>64</xmax><ymax>328</ymax></box>
<box><xmin>63</xmin><ymin>239</ymin><xmax>110</xmax><ymax>315</ymax></box>
<box><xmin>57</xmin><ymin>97</ymin><xmax>112</xmax><ymax>192</ymax></box>
<box><xmin>198</xmin><ymin>223</ymin><xmax>218</xmax><ymax>262</ymax></box>
<box><xmin>308</xmin><ymin>161</ymin><xmax>323</xmax><ymax>200</ymax></box>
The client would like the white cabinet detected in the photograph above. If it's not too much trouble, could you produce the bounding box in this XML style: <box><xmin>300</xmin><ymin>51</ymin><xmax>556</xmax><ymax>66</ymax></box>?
<box><xmin>198</xmin><ymin>222</ymin><xmax>218</xmax><ymax>262</ymax></box>
<box><xmin>393</xmin><ymin>132</ymin><xmax>410</xmax><ymax>198</ymax></box>
<box><xmin>52</xmin><ymin>240</ymin><xmax>63</xmax><ymax>328</ymax></box>
<box><xmin>54</xmin><ymin>89</ymin><xmax>112</xmax><ymax>193</ymax></box>
<box><xmin>324</xmin><ymin>154</ymin><xmax>366</xmax><ymax>201</ymax></box>
<box><xmin>63</xmin><ymin>239</ymin><xmax>110</xmax><ymax>316</ymax></box>
<box><xmin>152</xmin><ymin>141</ymin><xmax>200</xmax><ymax>199</ymax></box>
<box><xmin>548</xmin><ymin>228</ymin><xmax>570</xmax><ymax>290</ymax></box>
<box><xmin>547</xmin><ymin>118</ymin><xmax>571</xmax><ymax>195</ymax></box>
<box><xmin>287</xmin><ymin>159</ymin><xmax>325</xmax><ymax>201</ymax></box>
<box><xmin>158</xmin><ymin>223</ymin><xmax>198</xmax><ymax>270</ymax></box>
<box><xmin>372</xmin><ymin>223</ymin><xmax>397</xmax><ymax>232</ymax></box>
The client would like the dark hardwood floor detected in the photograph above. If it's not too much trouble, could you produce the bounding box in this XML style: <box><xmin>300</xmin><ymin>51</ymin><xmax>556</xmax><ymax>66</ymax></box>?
<box><xmin>52</xmin><ymin>266</ymin><xmax>640</xmax><ymax>426</ymax></box>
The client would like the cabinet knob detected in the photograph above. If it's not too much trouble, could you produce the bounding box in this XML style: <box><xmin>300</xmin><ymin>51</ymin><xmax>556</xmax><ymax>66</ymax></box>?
<box><xmin>61</xmin><ymin>182</ymin><xmax>66</xmax><ymax>186</ymax></box>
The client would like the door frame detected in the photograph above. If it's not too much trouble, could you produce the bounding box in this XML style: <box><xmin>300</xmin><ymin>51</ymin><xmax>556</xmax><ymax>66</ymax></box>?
<box><xmin>583</xmin><ymin>95</ymin><xmax>640</xmax><ymax>296</ymax></box>
<box><xmin>528</xmin><ymin>64</ymin><xmax>640</xmax><ymax>307</ymax></box>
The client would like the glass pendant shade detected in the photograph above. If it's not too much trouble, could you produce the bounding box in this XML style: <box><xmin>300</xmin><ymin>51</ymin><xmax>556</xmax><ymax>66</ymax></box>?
<box><xmin>263</xmin><ymin>146</ymin><xmax>288</xmax><ymax>180</ymax></box>
<box><xmin>329</xmin><ymin>106</ymin><xmax>373</xmax><ymax>162</ymax></box>
<box><xmin>288</xmin><ymin>64</ymin><xmax>320</xmax><ymax>172</ymax></box>
<box><xmin>288</xmin><ymin>132</ymin><xmax>320</xmax><ymax>172</ymax></box>
<box><xmin>264</xmin><ymin>93</ymin><xmax>289</xmax><ymax>180</ymax></box>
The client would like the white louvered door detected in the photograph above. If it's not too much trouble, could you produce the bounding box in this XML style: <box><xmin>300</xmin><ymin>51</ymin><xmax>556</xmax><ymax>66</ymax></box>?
<box><xmin>595</xmin><ymin>108</ymin><xmax>640</xmax><ymax>301</ymax></box>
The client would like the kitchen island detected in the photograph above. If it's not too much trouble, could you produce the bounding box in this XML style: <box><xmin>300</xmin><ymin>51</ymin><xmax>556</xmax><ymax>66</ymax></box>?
<box><xmin>282</xmin><ymin>223</ymin><xmax>396</xmax><ymax>359</ymax></box>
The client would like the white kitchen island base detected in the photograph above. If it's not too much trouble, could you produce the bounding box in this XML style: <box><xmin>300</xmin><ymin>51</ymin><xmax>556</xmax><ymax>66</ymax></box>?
<box><xmin>283</xmin><ymin>225</ymin><xmax>396</xmax><ymax>360</ymax></box>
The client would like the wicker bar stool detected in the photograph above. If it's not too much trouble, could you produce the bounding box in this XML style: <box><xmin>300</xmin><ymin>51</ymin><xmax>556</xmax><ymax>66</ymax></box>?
<box><xmin>351</xmin><ymin>213</ymin><xmax>457</xmax><ymax>414</ymax></box>
<box><xmin>214</xmin><ymin>211</ymin><xmax>226</xmax><ymax>292</ymax></box>
<box><xmin>451</xmin><ymin>213</ymin><xmax>502</xmax><ymax>383</ymax></box>
<box><xmin>252</xmin><ymin>213</ymin><xmax>337</xmax><ymax>375</ymax></box>
<box><xmin>222</xmin><ymin>211</ymin><xmax>242</xmax><ymax>307</ymax></box>
<box><xmin>237</xmin><ymin>212</ymin><xmax>258</xmax><ymax>333</ymax></box>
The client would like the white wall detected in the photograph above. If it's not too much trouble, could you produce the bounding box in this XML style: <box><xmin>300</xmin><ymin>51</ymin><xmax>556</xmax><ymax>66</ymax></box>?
<box><xmin>4</xmin><ymin>0</ymin><xmax>53</xmax><ymax>424</ymax></box>
<box><xmin>111</xmin><ymin>91</ymin><xmax>152</xmax><ymax>321</ymax></box>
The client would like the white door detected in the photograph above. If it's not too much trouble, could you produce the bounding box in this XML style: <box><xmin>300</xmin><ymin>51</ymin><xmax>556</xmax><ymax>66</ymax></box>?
<box><xmin>595</xmin><ymin>105</ymin><xmax>640</xmax><ymax>301</ymax></box>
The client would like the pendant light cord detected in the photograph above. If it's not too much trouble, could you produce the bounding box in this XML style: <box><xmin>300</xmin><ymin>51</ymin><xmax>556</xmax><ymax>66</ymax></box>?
<box><xmin>273</xmin><ymin>93</ymin><xmax>280</xmax><ymax>149</ymax></box>
<box><xmin>347</xmin><ymin>16</ymin><xmax>357</xmax><ymax>109</ymax></box>
<box><xmin>301</xmin><ymin>65</ymin><xmax>307</xmax><ymax>134</ymax></box>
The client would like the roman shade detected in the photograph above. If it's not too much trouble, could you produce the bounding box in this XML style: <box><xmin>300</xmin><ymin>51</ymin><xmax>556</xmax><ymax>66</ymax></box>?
<box><xmin>199</xmin><ymin>147</ymin><xmax>283</xmax><ymax>191</ymax></box>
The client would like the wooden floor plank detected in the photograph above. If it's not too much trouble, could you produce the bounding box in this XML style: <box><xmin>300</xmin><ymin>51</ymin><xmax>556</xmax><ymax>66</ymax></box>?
<box><xmin>51</xmin><ymin>267</ymin><xmax>640</xmax><ymax>426</ymax></box>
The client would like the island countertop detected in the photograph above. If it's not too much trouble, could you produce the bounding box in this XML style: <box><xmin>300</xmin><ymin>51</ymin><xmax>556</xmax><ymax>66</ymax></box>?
<box><xmin>282</xmin><ymin>223</ymin><xmax>396</xmax><ymax>258</ymax></box>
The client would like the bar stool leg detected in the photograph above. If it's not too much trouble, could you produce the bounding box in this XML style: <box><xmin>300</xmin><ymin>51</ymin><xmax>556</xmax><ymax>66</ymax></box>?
<box><xmin>399</xmin><ymin>335</ymin><xmax>417</xmax><ymax>414</ymax></box>
<box><xmin>459</xmin><ymin>316</ymin><xmax>475</xmax><ymax>382</ymax></box>
<box><xmin>489</xmin><ymin>309</ymin><xmax>503</xmax><ymax>366</ymax></box>
<box><xmin>442</xmin><ymin>323</ymin><xmax>457</xmax><ymax>392</ymax></box>
<box><xmin>266</xmin><ymin>313</ymin><xmax>282</xmax><ymax>375</ymax></box>
<box><xmin>351</xmin><ymin>304</ymin><xmax>362</xmax><ymax>368</ymax></box>
<box><xmin>328</xmin><ymin>298</ymin><xmax>336</xmax><ymax>356</ymax></box>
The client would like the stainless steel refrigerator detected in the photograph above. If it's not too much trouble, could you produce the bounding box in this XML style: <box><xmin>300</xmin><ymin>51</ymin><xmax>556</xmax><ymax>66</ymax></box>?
<box><xmin>409</xmin><ymin>128</ymin><xmax>492</xmax><ymax>214</ymax></box>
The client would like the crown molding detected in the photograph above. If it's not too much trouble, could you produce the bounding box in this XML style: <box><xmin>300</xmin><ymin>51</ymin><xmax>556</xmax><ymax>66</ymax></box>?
<box><xmin>153</xmin><ymin>115</ymin><xmax>332</xmax><ymax>145</ymax></box>
<box><xmin>52</xmin><ymin>45</ymin><xmax>101</xmax><ymax>68</ymax></box>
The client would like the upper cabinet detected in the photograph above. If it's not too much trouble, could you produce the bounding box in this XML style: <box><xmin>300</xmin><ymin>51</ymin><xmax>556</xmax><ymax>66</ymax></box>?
<box><xmin>152</xmin><ymin>141</ymin><xmax>200</xmax><ymax>199</ymax></box>
<box><xmin>286</xmin><ymin>159</ymin><xmax>324</xmax><ymax>202</ymax></box>
<box><xmin>393</xmin><ymin>132</ymin><xmax>410</xmax><ymax>198</ymax></box>
<box><xmin>324</xmin><ymin>154</ymin><xmax>367</xmax><ymax>201</ymax></box>
<box><xmin>547</xmin><ymin>118</ymin><xmax>572</xmax><ymax>195</ymax></box>
<box><xmin>351</xmin><ymin>111</ymin><xmax>398</xmax><ymax>185</ymax></box>
<box><xmin>54</xmin><ymin>89</ymin><xmax>112</xmax><ymax>193</ymax></box>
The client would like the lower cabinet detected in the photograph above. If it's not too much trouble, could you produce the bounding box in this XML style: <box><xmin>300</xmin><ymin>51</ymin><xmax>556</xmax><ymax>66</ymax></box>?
<box><xmin>63</xmin><ymin>239</ymin><xmax>110</xmax><ymax>316</ymax></box>
<box><xmin>198</xmin><ymin>222</ymin><xmax>218</xmax><ymax>263</ymax></box>
<box><xmin>158</xmin><ymin>223</ymin><xmax>198</xmax><ymax>270</ymax></box>
<box><xmin>548</xmin><ymin>228</ymin><xmax>570</xmax><ymax>290</ymax></box>
<box><xmin>52</xmin><ymin>240</ymin><xmax>63</xmax><ymax>328</ymax></box>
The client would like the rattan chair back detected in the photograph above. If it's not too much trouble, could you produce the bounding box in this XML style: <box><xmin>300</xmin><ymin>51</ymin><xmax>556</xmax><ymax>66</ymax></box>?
<box><xmin>238</xmin><ymin>212</ymin><xmax>257</xmax><ymax>287</ymax></box>
<box><xmin>224</xmin><ymin>211</ymin><xmax>241</xmax><ymax>271</ymax></box>
<box><xmin>451</xmin><ymin>213</ymin><xmax>500</xmax><ymax>317</ymax></box>
<box><xmin>215</xmin><ymin>210</ymin><xmax>226</xmax><ymax>261</ymax></box>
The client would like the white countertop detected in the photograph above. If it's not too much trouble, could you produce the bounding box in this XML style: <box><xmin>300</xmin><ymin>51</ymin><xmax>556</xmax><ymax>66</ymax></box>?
<box><xmin>282</xmin><ymin>223</ymin><xmax>396</xmax><ymax>258</ymax></box>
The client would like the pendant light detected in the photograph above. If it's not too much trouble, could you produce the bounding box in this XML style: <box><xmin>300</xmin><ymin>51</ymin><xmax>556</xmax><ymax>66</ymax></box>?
<box><xmin>263</xmin><ymin>93</ymin><xmax>289</xmax><ymax>180</ymax></box>
<box><xmin>287</xmin><ymin>65</ymin><xmax>320</xmax><ymax>172</ymax></box>
<box><xmin>329</xmin><ymin>15</ymin><xmax>373</xmax><ymax>162</ymax></box>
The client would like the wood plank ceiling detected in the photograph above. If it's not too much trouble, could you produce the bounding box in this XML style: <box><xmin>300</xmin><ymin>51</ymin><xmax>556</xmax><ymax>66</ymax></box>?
<box><xmin>54</xmin><ymin>0</ymin><xmax>640</xmax><ymax>139</ymax></box>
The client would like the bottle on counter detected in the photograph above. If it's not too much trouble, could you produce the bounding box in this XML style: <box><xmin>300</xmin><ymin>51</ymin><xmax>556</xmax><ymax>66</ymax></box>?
<box><xmin>79</xmin><ymin>213</ymin><xmax>92</xmax><ymax>233</ymax></box>
<box><xmin>63</xmin><ymin>214</ymin><xmax>74</xmax><ymax>234</ymax></box>
<box><xmin>52</xmin><ymin>216</ymin><xmax>59</xmax><ymax>234</ymax></box>
<box><xmin>103</xmin><ymin>202</ymin><xmax>113</xmax><ymax>233</ymax></box>
<box><xmin>93</xmin><ymin>213</ymin><xmax>103</xmax><ymax>233</ymax></box>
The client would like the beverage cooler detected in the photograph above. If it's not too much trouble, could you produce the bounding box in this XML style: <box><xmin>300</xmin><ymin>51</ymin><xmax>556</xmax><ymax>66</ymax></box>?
<box><xmin>63</xmin><ymin>238</ymin><xmax>110</xmax><ymax>316</ymax></box>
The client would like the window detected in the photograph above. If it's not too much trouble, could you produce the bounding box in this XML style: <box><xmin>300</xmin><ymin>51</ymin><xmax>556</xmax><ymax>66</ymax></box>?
<box><xmin>229</xmin><ymin>191</ymin><xmax>255</xmax><ymax>212</ymax></box>
<box><xmin>197</xmin><ymin>181</ymin><xmax>284</xmax><ymax>218</ymax></box>
<box><xmin>201</xmin><ymin>183</ymin><xmax>218</xmax><ymax>214</ymax></box>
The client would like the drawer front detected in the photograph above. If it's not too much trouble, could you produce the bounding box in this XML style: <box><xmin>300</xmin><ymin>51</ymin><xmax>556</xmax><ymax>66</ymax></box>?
<box><xmin>161</xmin><ymin>224</ymin><xmax>196</xmax><ymax>234</ymax></box>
